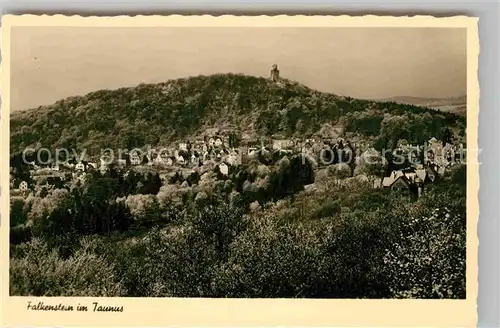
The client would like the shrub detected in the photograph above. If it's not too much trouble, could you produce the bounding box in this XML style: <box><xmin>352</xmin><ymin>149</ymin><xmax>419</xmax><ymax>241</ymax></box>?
<box><xmin>110</xmin><ymin>226</ymin><xmax>218</xmax><ymax>297</ymax></box>
<box><xmin>10</xmin><ymin>237</ymin><xmax>126</xmax><ymax>296</ymax></box>
<box><xmin>214</xmin><ymin>215</ymin><xmax>327</xmax><ymax>298</ymax></box>
<box><xmin>383</xmin><ymin>207</ymin><xmax>466</xmax><ymax>299</ymax></box>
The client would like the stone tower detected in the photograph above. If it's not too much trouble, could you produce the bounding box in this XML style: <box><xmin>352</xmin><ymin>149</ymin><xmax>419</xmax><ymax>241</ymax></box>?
<box><xmin>270</xmin><ymin>64</ymin><xmax>280</xmax><ymax>82</ymax></box>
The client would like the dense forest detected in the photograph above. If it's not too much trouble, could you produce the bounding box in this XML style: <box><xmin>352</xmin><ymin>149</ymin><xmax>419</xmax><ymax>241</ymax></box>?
<box><xmin>10</xmin><ymin>74</ymin><xmax>466</xmax><ymax>155</ymax></box>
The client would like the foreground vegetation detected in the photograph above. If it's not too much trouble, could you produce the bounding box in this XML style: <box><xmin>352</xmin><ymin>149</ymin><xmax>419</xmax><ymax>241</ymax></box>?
<box><xmin>10</xmin><ymin>159</ymin><xmax>466</xmax><ymax>298</ymax></box>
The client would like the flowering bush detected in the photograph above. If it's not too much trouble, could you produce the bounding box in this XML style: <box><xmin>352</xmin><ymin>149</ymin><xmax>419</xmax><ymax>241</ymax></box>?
<box><xmin>10</xmin><ymin>237</ymin><xmax>126</xmax><ymax>296</ymax></box>
<box><xmin>383</xmin><ymin>207</ymin><xmax>466</xmax><ymax>298</ymax></box>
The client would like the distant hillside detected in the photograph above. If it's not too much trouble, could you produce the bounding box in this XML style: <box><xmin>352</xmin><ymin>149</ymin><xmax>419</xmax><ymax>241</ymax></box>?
<box><xmin>10</xmin><ymin>73</ymin><xmax>466</xmax><ymax>156</ymax></box>
<box><xmin>378</xmin><ymin>95</ymin><xmax>466</xmax><ymax>116</ymax></box>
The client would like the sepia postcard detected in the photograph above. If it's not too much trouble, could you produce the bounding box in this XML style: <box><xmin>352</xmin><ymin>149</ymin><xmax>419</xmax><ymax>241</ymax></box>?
<box><xmin>1</xmin><ymin>14</ymin><xmax>479</xmax><ymax>327</ymax></box>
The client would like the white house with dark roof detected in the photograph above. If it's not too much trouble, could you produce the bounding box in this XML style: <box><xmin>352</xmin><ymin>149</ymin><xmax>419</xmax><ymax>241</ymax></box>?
<box><xmin>382</xmin><ymin>170</ymin><xmax>405</xmax><ymax>188</ymax></box>
<box><xmin>219</xmin><ymin>163</ymin><xmax>229</xmax><ymax>176</ymax></box>
<box><xmin>75</xmin><ymin>162</ymin><xmax>85</xmax><ymax>172</ymax></box>
<box><xmin>19</xmin><ymin>181</ymin><xmax>28</xmax><ymax>193</ymax></box>
<box><xmin>388</xmin><ymin>175</ymin><xmax>412</xmax><ymax>192</ymax></box>
<box><xmin>130</xmin><ymin>152</ymin><xmax>141</xmax><ymax>165</ymax></box>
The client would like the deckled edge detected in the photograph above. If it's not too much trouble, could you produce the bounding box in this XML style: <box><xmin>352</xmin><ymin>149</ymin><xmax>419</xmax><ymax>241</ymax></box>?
<box><xmin>0</xmin><ymin>14</ymin><xmax>480</xmax><ymax>328</ymax></box>
<box><xmin>470</xmin><ymin>16</ymin><xmax>481</xmax><ymax>327</ymax></box>
<box><xmin>0</xmin><ymin>13</ymin><xmax>479</xmax><ymax>26</ymax></box>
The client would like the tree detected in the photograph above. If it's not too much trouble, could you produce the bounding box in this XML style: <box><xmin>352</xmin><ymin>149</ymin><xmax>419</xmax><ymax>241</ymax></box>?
<box><xmin>289</xmin><ymin>155</ymin><xmax>315</xmax><ymax>187</ymax></box>
<box><xmin>354</xmin><ymin>149</ymin><xmax>387</xmax><ymax>177</ymax></box>
<box><xmin>190</xmin><ymin>201</ymin><xmax>247</xmax><ymax>262</ymax></box>
<box><xmin>141</xmin><ymin>172</ymin><xmax>162</xmax><ymax>194</ymax></box>
<box><xmin>443</xmin><ymin>127</ymin><xmax>453</xmax><ymax>145</ymax></box>
<box><xmin>328</xmin><ymin>163</ymin><xmax>351</xmax><ymax>180</ymax></box>
<box><xmin>228</xmin><ymin>132</ymin><xmax>241</xmax><ymax>148</ymax></box>
<box><xmin>10</xmin><ymin>198</ymin><xmax>28</xmax><ymax>227</ymax></box>
<box><xmin>124</xmin><ymin>194</ymin><xmax>161</xmax><ymax>226</ymax></box>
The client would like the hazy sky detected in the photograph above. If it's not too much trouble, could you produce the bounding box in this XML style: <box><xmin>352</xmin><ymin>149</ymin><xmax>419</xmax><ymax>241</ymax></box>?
<box><xmin>11</xmin><ymin>26</ymin><xmax>466</xmax><ymax>111</ymax></box>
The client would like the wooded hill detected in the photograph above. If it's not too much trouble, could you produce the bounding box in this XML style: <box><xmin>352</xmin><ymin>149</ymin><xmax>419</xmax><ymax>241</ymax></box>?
<box><xmin>10</xmin><ymin>73</ymin><xmax>466</xmax><ymax>155</ymax></box>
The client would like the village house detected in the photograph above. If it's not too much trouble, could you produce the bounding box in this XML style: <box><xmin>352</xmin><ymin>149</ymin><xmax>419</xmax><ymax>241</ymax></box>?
<box><xmin>178</xmin><ymin>142</ymin><xmax>188</xmax><ymax>152</ymax></box>
<box><xmin>382</xmin><ymin>170</ymin><xmax>404</xmax><ymax>188</ymax></box>
<box><xmin>130</xmin><ymin>152</ymin><xmax>141</xmax><ymax>165</ymax></box>
<box><xmin>153</xmin><ymin>154</ymin><xmax>164</xmax><ymax>165</ymax></box>
<box><xmin>75</xmin><ymin>162</ymin><xmax>85</xmax><ymax>172</ymax></box>
<box><xmin>429</xmin><ymin>137</ymin><xmax>440</xmax><ymax>147</ymax></box>
<box><xmin>219</xmin><ymin>163</ymin><xmax>229</xmax><ymax>176</ymax></box>
<box><xmin>50</xmin><ymin>163</ymin><xmax>60</xmax><ymax>172</ymax></box>
<box><xmin>272</xmin><ymin>139</ymin><xmax>294</xmax><ymax>151</ymax></box>
<box><xmin>386</xmin><ymin>174</ymin><xmax>412</xmax><ymax>193</ymax></box>
<box><xmin>381</xmin><ymin>168</ymin><xmax>427</xmax><ymax>198</ymax></box>
<box><xmin>19</xmin><ymin>181</ymin><xmax>28</xmax><ymax>195</ymax></box>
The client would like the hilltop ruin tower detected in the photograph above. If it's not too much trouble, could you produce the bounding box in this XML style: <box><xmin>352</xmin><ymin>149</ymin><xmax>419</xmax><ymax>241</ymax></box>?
<box><xmin>270</xmin><ymin>64</ymin><xmax>280</xmax><ymax>82</ymax></box>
